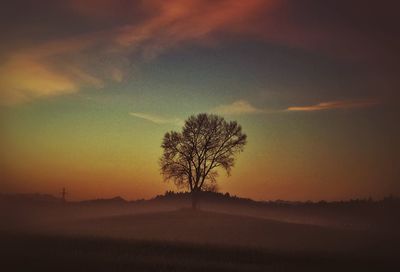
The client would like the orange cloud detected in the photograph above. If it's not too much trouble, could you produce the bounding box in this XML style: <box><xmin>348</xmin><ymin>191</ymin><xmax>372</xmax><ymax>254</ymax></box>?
<box><xmin>1</xmin><ymin>0</ymin><xmax>278</xmax><ymax>105</ymax></box>
<box><xmin>286</xmin><ymin>100</ymin><xmax>380</xmax><ymax>112</ymax></box>
<box><xmin>116</xmin><ymin>0</ymin><xmax>276</xmax><ymax>57</ymax></box>
<box><xmin>212</xmin><ymin>100</ymin><xmax>264</xmax><ymax>115</ymax></box>
<box><xmin>0</xmin><ymin>56</ymin><xmax>78</xmax><ymax>105</ymax></box>
<box><xmin>0</xmin><ymin>31</ymin><xmax>117</xmax><ymax>105</ymax></box>
<box><xmin>1</xmin><ymin>0</ymin><xmax>392</xmax><ymax>105</ymax></box>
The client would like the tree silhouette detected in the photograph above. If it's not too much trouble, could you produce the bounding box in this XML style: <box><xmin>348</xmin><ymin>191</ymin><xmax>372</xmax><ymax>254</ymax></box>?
<box><xmin>160</xmin><ymin>113</ymin><xmax>247</xmax><ymax>209</ymax></box>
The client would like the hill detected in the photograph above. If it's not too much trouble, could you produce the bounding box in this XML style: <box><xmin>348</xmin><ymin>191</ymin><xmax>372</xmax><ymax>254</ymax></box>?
<box><xmin>1</xmin><ymin>193</ymin><xmax>399</xmax><ymax>271</ymax></box>
<box><xmin>61</xmin><ymin>209</ymin><xmax>396</xmax><ymax>255</ymax></box>
<box><xmin>1</xmin><ymin>191</ymin><xmax>400</xmax><ymax>232</ymax></box>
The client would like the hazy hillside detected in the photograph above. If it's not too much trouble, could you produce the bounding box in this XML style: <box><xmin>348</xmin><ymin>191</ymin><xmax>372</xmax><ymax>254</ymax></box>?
<box><xmin>1</xmin><ymin>192</ymin><xmax>399</xmax><ymax>232</ymax></box>
<box><xmin>1</xmin><ymin>192</ymin><xmax>399</xmax><ymax>271</ymax></box>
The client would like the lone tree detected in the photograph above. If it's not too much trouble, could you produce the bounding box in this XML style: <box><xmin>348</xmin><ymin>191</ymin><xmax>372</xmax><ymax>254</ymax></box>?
<box><xmin>160</xmin><ymin>113</ymin><xmax>247</xmax><ymax>209</ymax></box>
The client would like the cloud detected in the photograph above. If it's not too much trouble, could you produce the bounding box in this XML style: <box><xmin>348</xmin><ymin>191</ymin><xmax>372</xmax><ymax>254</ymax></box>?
<box><xmin>115</xmin><ymin>0</ymin><xmax>273</xmax><ymax>57</ymax></box>
<box><xmin>129</xmin><ymin>98</ymin><xmax>378</xmax><ymax>126</ymax></box>
<box><xmin>286</xmin><ymin>99</ymin><xmax>380</xmax><ymax>112</ymax></box>
<box><xmin>62</xmin><ymin>0</ymin><xmax>399</xmax><ymax>66</ymax></box>
<box><xmin>110</xmin><ymin>67</ymin><xmax>124</xmax><ymax>83</ymax></box>
<box><xmin>1</xmin><ymin>0</ymin><xmax>396</xmax><ymax>105</ymax></box>
<box><xmin>0</xmin><ymin>0</ymin><xmax>271</xmax><ymax>105</ymax></box>
<box><xmin>0</xmin><ymin>30</ymin><xmax>113</xmax><ymax>105</ymax></box>
<box><xmin>130</xmin><ymin>112</ymin><xmax>183</xmax><ymax>126</ymax></box>
<box><xmin>210</xmin><ymin>99</ymin><xmax>380</xmax><ymax>116</ymax></box>
<box><xmin>211</xmin><ymin>100</ymin><xmax>264</xmax><ymax>115</ymax></box>
<box><xmin>0</xmin><ymin>56</ymin><xmax>78</xmax><ymax>105</ymax></box>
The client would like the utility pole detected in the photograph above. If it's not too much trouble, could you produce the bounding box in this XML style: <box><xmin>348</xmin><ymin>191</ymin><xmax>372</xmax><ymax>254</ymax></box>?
<box><xmin>61</xmin><ymin>187</ymin><xmax>67</xmax><ymax>202</ymax></box>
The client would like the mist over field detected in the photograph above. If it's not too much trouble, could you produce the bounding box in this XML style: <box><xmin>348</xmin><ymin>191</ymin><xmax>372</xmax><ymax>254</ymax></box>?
<box><xmin>1</xmin><ymin>193</ymin><xmax>399</xmax><ymax>271</ymax></box>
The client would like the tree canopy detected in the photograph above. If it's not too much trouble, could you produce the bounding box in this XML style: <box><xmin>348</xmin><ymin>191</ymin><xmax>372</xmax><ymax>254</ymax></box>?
<box><xmin>160</xmin><ymin>113</ymin><xmax>247</xmax><ymax>208</ymax></box>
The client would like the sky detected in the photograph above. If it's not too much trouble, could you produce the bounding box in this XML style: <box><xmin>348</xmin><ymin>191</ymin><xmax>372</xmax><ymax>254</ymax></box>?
<box><xmin>0</xmin><ymin>0</ymin><xmax>399</xmax><ymax>201</ymax></box>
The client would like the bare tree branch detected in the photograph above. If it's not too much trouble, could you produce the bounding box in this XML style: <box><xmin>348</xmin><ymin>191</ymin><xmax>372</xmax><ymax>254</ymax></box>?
<box><xmin>160</xmin><ymin>113</ymin><xmax>247</xmax><ymax>209</ymax></box>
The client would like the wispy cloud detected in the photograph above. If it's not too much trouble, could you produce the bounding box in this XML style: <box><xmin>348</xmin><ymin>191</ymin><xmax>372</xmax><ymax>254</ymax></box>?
<box><xmin>0</xmin><ymin>56</ymin><xmax>79</xmax><ymax>106</ymax></box>
<box><xmin>0</xmin><ymin>0</ymin><xmax>271</xmax><ymax>105</ymax></box>
<box><xmin>129</xmin><ymin>112</ymin><xmax>183</xmax><ymax>126</ymax></box>
<box><xmin>211</xmin><ymin>100</ymin><xmax>265</xmax><ymax>115</ymax></box>
<box><xmin>1</xmin><ymin>0</ymin><xmax>393</xmax><ymax>105</ymax></box>
<box><xmin>210</xmin><ymin>99</ymin><xmax>380</xmax><ymax>116</ymax></box>
<box><xmin>129</xmin><ymin>98</ymin><xmax>379</xmax><ymax>127</ymax></box>
<box><xmin>286</xmin><ymin>99</ymin><xmax>380</xmax><ymax>112</ymax></box>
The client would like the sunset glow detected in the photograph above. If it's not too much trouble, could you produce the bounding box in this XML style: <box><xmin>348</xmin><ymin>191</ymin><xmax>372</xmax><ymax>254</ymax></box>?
<box><xmin>0</xmin><ymin>0</ymin><xmax>399</xmax><ymax>201</ymax></box>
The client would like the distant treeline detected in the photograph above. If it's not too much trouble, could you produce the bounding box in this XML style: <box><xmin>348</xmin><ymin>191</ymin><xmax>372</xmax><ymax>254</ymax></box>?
<box><xmin>154</xmin><ymin>190</ymin><xmax>400</xmax><ymax>208</ymax></box>
<box><xmin>1</xmin><ymin>191</ymin><xmax>399</xmax><ymax>208</ymax></box>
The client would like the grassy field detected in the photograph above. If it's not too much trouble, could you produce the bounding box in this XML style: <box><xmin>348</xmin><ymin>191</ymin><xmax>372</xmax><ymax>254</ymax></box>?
<box><xmin>59</xmin><ymin>210</ymin><xmax>395</xmax><ymax>253</ymax></box>
<box><xmin>1</xmin><ymin>232</ymin><xmax>396</xmax><ymax>272</ymax></box>
<box><xmin>1</xmin><ymin>197</ymin><xmax>399</xmax><ymax>271</ymax></box>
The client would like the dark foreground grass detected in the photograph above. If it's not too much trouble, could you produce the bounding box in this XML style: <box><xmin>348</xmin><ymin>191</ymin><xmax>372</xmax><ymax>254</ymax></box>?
<box><xmin>0</xmin><ymin>232</ymin><xmax>397</xmax><ymax>272</ymax></box>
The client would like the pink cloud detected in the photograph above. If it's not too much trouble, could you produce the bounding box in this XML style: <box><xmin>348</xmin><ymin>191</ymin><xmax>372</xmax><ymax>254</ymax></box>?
<box><xmin>1</xmin><ymin>0</ymin><xmax>394</xmax><ymax>104</ymax></box>
<box><xmin>286</xmin><ymin>99</ymin><xmax>380</xmax><ymax>112</ymax></box>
